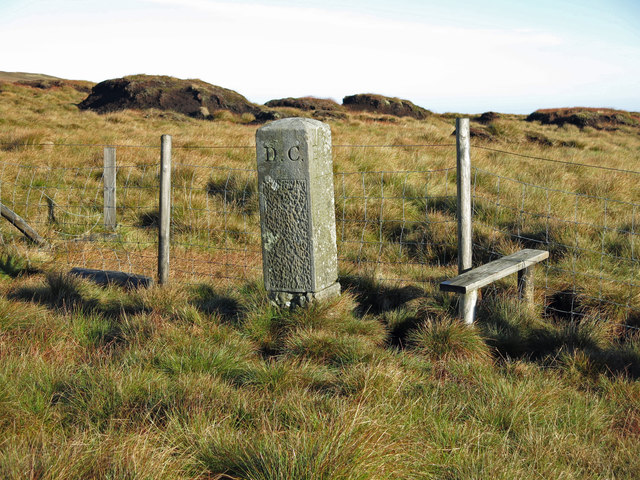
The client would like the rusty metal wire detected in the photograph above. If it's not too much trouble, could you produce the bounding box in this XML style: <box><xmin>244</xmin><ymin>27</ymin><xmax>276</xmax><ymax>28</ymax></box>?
<box><xmin>2</xmin><ymin>140</ymin><xmax>639</xmax><ymax>332</ymax></box>
<box><xmin>471</xmin><ymin>165</ymin><xmax>640</xmax><ymax>324</ymax></box>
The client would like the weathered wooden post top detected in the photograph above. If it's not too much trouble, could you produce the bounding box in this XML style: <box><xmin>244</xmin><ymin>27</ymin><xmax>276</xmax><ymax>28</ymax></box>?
<box><xmin>256</xmin><ymin>118</ymin><xmax>340</xmax><ymax>308</ymax></box>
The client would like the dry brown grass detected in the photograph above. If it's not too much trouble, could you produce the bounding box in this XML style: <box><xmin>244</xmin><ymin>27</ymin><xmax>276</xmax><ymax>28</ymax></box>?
<box><xmin>1</xmin><ymin>81</ymin><xmax>640</xmax><ymax>479</ymax></box>
<box><xmin>2</xmin><ymin>81</ymin><xmax>640</xmax><ymax>315</ymax></box>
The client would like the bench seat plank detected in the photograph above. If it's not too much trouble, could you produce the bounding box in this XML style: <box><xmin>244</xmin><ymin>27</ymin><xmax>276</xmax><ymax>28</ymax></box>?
<box><xmin>440</xmin><ymin>249</ymin><xmax>548</xmax><ymax>294</ymax></box>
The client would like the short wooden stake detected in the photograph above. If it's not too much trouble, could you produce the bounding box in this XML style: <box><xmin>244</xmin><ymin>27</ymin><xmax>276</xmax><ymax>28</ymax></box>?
<box><xmin>103</xmin><ymin>147</ymin><xmax>117</xmax><ymax>230</ymax></box>
<box><xmin>158</xmin><ymin>135</ymin><xmax>171</xmax><ymax>285</ymax></box>
<box><xmin>518</xmin><ymin>265</ymin><xmax>535</xmax><ymax>306</ymax></box>
<box><xmin>456</xmin><ymin>118</ymin><xmax>476</xmax><ymax>324</ymax></box>
<box><xmin>46</xmin><ymin>197</ymin><xmax>56</xmax><ymax>224</ymax></box>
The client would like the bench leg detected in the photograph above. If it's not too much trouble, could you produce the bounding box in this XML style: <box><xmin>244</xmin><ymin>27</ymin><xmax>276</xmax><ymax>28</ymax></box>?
<box><xmin>459</xmin><ymin>289</ymin><xmax>478</xmax><ymax>324</ymax></box>
<box><xmin>518</xmin><ymin>266</ymin><xmax>535</xmax><ymax>307</ymax></box>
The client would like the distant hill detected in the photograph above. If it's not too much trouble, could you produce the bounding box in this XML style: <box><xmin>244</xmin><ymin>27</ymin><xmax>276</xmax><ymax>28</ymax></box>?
<box><xmin>527</xmin><ymin>107</ymin><xmax>639</xmax><ymax>130</ymax></box>
<box><xmin>0</xmin><ymin>71</ymin><xmax>94</xmax><ymax>92</ymax></box>
<box><xmin>77</xmin><ymin>74</ymin><xmax>281</xmax><ymax>122</ymax></box>
<box><xmin>342</xmin><ymin>93</ymin><xmax>432</xmax><ymax>119</ymax></box>
<box><xmin>2</xmin><ymin>71</ymin><xmax>638</xmax><ymax>127</ymax></box>
<box><xmin>0</xmin><ymin>71</ymin><xmax>63</xmax><ymax>83</ymax></box>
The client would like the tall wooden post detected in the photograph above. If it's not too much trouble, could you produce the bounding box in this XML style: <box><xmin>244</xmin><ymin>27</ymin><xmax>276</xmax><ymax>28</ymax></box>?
<box><xmin>158</xmin><ymin>135</ymin><xmax>171</xmax><ymax>285</ymax></box>
<box><xmin>456</xmin><ymin>118</ymin><xmax>477</xmax><ymax>324</ymax></box>
<box><xmin>103</xmin><ymin>147</ymin><xmax>117</xmax><ymax>230</ymax></box>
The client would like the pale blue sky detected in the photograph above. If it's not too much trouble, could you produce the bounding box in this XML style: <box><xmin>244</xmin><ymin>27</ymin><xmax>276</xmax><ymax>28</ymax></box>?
<box><xmin>1</xmin><ymin>0</ymin><xmax>638</xmax><ymax>113</ymax></box>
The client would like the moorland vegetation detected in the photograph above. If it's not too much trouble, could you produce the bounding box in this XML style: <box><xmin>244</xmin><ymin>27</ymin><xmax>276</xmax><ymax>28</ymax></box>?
<box><xmin>0</xmin><ymin>75</ymin><xmax>639</xmax><ymax>479</ymax></box>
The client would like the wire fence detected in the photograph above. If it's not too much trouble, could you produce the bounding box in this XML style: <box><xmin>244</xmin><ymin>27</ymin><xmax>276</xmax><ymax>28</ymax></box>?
<box><xmin>0</xmin><ymin>139</ymin><xmax>638</xmax><ymax>329</ymax></box>
<box><xmin>168</xmin><ymin>161</ymin><xmax>261</xmax><ymax>283</ymax></box>
<box><xmin>470</xmin><ymin>159</ymin><xmax>640</xmax><ymax>328</ymax></box>
<box><xmin>334</xmin><ymin>167</ymin><xmax>457</xmax><ymax>284</ymax></box>
<box><xmin>0</xmin><ymin>148</ymin><xmax>161</xmax><ymax>279</ymax></box>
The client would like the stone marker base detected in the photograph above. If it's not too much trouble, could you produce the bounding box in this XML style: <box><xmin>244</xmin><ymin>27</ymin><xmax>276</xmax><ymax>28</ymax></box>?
<box><xmin>268</xmin><ymin>282</ymin><xmax>341</xmax><ymax>308</ymax></box>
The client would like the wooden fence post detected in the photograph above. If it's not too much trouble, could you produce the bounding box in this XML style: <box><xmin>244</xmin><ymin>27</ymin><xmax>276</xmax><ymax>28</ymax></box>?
<box><xmin>518</xmin><ymin>266</ymin><xmax>535</xmax><ymax>306</ymax></box>
<box><xmin>103</xmin><ymin>147</ymin><xmax>116</xmax><ymax>230</ymax></box>
<box><xmin>456</xmin><ymin>118</ymin><xmax>477</xmax><ymax>324</ymax></box>
<box><xmin>0</xmin><ymin>202</ymin><xmax>47</xmax><ymax>246</ymax></box>
<box><xmin>158</xmin><ymin>135</ymin><xmax>171</xmax><ymax>285</ymax></box>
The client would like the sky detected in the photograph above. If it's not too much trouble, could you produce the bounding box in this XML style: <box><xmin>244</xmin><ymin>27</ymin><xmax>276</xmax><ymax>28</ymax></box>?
<box><xmin>1</xmin><ymin>0</ymin><xmax>638</xmax><ymax>113</ymax></box>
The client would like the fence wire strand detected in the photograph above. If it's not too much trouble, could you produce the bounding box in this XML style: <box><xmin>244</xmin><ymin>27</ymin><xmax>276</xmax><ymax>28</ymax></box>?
<box><xmin>1</xmin><ymin>140</ymin><xmax>639</xmax><ymax>331</ymax></box>
<box><xmin>473</xmin><ymin>144</ymin><xmax>640</xmax><ymax>177</ymax></box>
<box><xmin>471</xmin><ymin>163</ymin><xmax>640</xmax><ymax>324</ymax></box>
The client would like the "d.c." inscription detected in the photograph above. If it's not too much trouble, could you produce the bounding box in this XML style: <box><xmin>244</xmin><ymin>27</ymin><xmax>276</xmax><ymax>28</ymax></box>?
<box><xmin>264</xmin><ymin>145</ymin><xmax>304</xmax><ymax>162</ymax></box>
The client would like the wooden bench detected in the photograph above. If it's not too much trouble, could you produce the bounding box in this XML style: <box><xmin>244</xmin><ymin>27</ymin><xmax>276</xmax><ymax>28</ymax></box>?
<box><xmin>440</xmin><ymin>249</ymin><xmax>549</xmax><ymax>321</ymax></box>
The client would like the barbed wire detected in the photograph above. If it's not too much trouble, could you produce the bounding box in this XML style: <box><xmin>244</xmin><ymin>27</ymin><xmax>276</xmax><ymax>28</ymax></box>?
<box><xmin>1</xmin><ymin>141</ymin><xmax>458</xmax><ymax>150</ymax></box>
<box><xmin>336</xmin><ymin>167</ymin><xmax>454</xmax><ymax>175</ymax></box>
<box><xmin>0</xmin><ymin>159</ymin><xmax>160</xmax><ymax>170</ymax></box>
<box><xmin>5</xmin><ymin>140</ymin><xmax>638</xmax><ymax>177</ymax></box>
<box><xmin>1</xmin><ymin>139</ymin><xmax>639</xmax><ymax>329</ymax></box>
<box><xmin>473</xmin><ymin>145</ymin><xmax>640</xmax><ymax>177</ymax></box>
<box><xmin>172</xmin><ymin>163</ymin><xmax>256</xmax><ymax>172</ymax></box>
<box><xmin>4</xmin><ymin>139</ymin><xmax>637</xmax><ymax>177</ymax></box>
<box><xmin>332</xmin><ymin>143</ymin><xmax>455</xmax><ymax>148</ymax></box>
<box><xmin>0</xmin><ymin>142</ymin><xmax>161</xmax><ymax>149</ymax></box>
<box><xmin>173</xmin><ymin>145</ymin><xmax>254</xmax><ymax>150</ymax></box>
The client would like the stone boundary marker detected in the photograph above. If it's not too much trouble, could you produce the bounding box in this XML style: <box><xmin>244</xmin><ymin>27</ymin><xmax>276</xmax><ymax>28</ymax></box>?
<box><xmin>256</xmin><ymin>118</ymin><xmax>340</xmax><ymax>307</ymax></box>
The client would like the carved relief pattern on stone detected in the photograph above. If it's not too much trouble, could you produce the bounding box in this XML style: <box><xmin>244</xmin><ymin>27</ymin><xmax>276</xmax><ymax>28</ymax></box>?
<box><xmin>262</xmin><ymin>179</ymin><xmax>312</xmax><ymax>291</ymax></box>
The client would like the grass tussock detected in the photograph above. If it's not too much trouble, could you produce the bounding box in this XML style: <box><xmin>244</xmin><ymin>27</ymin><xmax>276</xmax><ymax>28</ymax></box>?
<box><xmin>192</xmin><ymin>406</ymin><xmax>405</xmax><ymax>480</ymax></box>
<box><xmin>1</xmin><ymin>82</ymin><xmax>640</xmax><ymax>478</ymax></box>
<box><xmin>0</xmin><ymin>273</ymin><xmax>638</xmax><ymax>478</ymax></box>
<box><xmin>407</xmin><ymin>315</ymin><xmax>492</xmax><ymax>363</ymax></box>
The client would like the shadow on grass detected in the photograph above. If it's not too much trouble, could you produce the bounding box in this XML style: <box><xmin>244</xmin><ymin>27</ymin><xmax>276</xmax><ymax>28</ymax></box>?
<box><xmin>476</xmin><ymin>294</ymin><xmax>640</xmax><ymax>379</ymax></box>
<box><xmin>339</xmin><ymin>273</ymin><xmax>425</xmax><ymax>316</ymax></box>
<box><xmin>0</xmin><ymin>253</ymin><xmax>40</xmax><ymax>278</ymax></box>
<box><xmin>8</xmin><ymin>272</ymin><xmax>247</xmax><ymax>329</ymax></box>
<box><xmin>339</xmin><ymin>273</ymin><xmax>464</xmax><ymax>349</ymax></box>
<box><xmin>544</xmin><ymin>288</ymin><xmax>590</xmax><ymax>321</ymax></box>
<box><xmin>381</xmin><ymin>290</ymin><xmax>460</xmax><ymax>350</ymax></box>
<box><xmin>190</xmin><ymin>283</ymin><xmax>243</xmax><ymax>323</ymax></box>
<box><xmin>7</xmin><ymin>273</ymin><xmax>156</xmax><ymax>352</ymax></box>
<box><xmin>381</xmin><ymin>222</ymin><xmax>458</xmax><ymax>266</ymax></box>
<box><xmin>137</xmin><ymin>208</ymin><xmax>195</xmax><ymax>235</ymax></box>
<box><xmin>206</xmin><ymin>174</ymin><xmax>258</xmax><ymax>214</ymax></box>
<box><xmin>8</xmin><ymin>272</ymin><xmax>149</xmax><ymax>319</ymax></box>
<box><xmin>75</xmin><ymin>312</ymin><xmax>148</xmax><ymax>351</ymax></box>
<box><xmin>621</xmin><ymin>311</ymin><xmax>640</xmax><ymax>341</ymax></box>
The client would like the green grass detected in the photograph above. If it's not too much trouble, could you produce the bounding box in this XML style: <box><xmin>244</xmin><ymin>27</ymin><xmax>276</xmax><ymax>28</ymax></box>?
<box><xmin>0</xmin><ymin>272</ymin><xmax>638</xmax><ymax>479</ymax></box>
<box><xmin>0</xmin><ymin>81</ymin><xmax>640</xmax><ymax>478</ymax></box>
